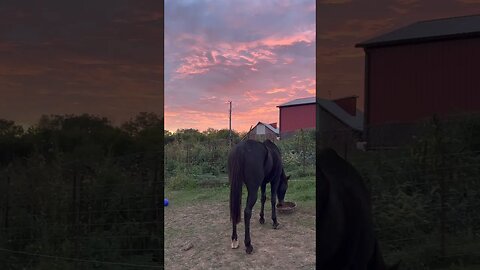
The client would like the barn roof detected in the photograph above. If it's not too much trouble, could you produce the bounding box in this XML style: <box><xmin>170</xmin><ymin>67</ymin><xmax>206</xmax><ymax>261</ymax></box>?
<box><xmin>356</xmin><ymin>14</ymin><xmax>480</xmax><ymax>48</ymax></box>
<box><xmin>318</xmin><ymin>98</ymin><xmax>364</xmax><ymax>131</ymax></box>
<box><xmin>277</xmin><ymin>97</ymin><xmax>316</xmax><ymax>108</ymax></box>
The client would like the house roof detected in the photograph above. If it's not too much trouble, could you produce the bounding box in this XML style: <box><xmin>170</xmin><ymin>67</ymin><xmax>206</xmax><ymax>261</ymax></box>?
<box><xmin>258</xmin><ymin>122</ymin><xmax>279</xmax><ymax>134</ymax></box>
<box><xmin>246</xmin><ymin>121</ymin><xmax>279</xmax><ymax>136</ymax></box>
<box><xmin>318</xmin><ymin>98</ymin><xmax>364</xmax><ymax>131</ymax></box>
<box><xmin>356</xmin><ymin>14</ymin><xmax>480</xmax><ymax>48</ymax></box>
<box><xmin>277</xmin><ymin>97</ymin><xmax>316</xmax><ymax>108</ymax></box>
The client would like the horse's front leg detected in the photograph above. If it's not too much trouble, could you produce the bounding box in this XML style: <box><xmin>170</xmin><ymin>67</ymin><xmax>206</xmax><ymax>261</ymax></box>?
<box><xmin>231</xmin><ymin>223</ymin><xmax>239</xmax><ymax>249</ymax></box>
<box><xmin>259</xmin><ymin>182</ymin><xmax>267</xmax><ymax>224</ymax></box>
<box><xmin>271</xmin><ymin>182</ymin><xmax>279</xmax><ymax>229</ymax></box>
<box><xmin>244</xmin><ymin>191</ymin><xmax>257</xmax><ymax>254</ymax></box>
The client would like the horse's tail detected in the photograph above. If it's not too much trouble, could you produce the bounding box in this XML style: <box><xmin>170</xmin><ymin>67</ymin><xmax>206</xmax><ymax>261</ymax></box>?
<box><xmin>229</xmin><ymin>147</ymin><xmax>243</xmax><ymax>225</ymax></box>
<box><xmin>370</xmin><ymin>238</ymin><xmax>402</xmax><ymax>270</ymax></box>
<box><xmin>388</xmin><ymin>260</ymin><xmax>401</xmax><ymax>270</ymax></box>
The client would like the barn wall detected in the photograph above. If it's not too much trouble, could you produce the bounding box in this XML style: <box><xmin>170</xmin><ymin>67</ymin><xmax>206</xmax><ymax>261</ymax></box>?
<box><xmin>367</xmin><ymin>37</ymin><xmax>480</xmax><ymax>126</ymax></box>
<box><xmin>279</xmin><ymin>104</ymin><xmax>316</xmax><ymax>136</ymax></box>
<box><xmin>366</xmin><ymin>37</ymin><xmax>480</xmax><ymax>147</ymax></box>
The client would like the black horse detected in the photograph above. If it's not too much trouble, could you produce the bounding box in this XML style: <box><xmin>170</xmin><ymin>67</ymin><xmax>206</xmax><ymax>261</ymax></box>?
<box><xmin>228</xmin><ymin>139</ymin><xmax>290</xmax><ymax>254</ymax></box>
<box><xmin>318</xmin><ymin>148</ymin><xmax>400</xmax><ymax>270</ymax></box>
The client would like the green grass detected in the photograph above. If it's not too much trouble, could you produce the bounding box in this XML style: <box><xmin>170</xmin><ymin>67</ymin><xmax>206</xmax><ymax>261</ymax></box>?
<box><xmin>165</xmin><ymin>175</ymin><xmax>315</xmax><ymax>208</ymax></box>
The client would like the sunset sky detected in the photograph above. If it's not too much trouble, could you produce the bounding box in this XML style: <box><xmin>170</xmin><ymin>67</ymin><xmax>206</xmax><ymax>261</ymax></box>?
<box><xmin>317</xmin><ymin>0</ymin><xmax>480</xmax><ymax>110</ymax></box>
<box><xmin>165</xmin><ymin>0</ymin><xmax>315</xmax><ymax>132</ymax></box>
<box><xmin>0</xmin><ymin>0</ymin><xmax>162</xmax><ymax>127</ymax></box>
<box><xmin>3</xmin><ymin>0</ymin><xmax>479</xmax><ymax>131</ymax></box>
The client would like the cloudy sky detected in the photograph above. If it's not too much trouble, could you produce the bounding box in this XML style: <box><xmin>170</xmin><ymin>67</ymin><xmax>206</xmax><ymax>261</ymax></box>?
<box><xmin>165</xmin><ymin>0</ymin><xmax>315</xmax><ymax>132</ymax></box>
<box><xmin>0</xmin><ymin>0</ymin><xmax>162</xmax><ymax>127</ymax></box>
<box><xmin>318</xmin><ymin>0</ymin><xmax>480</xmax><ymax>110</ymax></box>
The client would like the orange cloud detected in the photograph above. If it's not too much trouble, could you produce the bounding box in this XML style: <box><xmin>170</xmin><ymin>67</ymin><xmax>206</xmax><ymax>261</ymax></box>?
<box><xmin>244</xmin><ymin>91</ymin><xmax>260</xmax><ymax>102</ymax></box>
<box><xmin>165</xmin><ymin>86</ymin><xmax>313</xmax><ymax>132</ymax></box>
<box><xmin>266</xmin><ymin>88</ymin><xmax>288</xmax><ymax>94</ymax></box>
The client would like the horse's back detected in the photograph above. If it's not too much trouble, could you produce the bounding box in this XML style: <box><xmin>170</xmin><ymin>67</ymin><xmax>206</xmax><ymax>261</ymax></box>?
<box><xmin>229</xmin><ymin>140</ymin><xmax>266</xmax><ymax>160</ymax></box>
<box><xmin>229</xmin><ymin>140</ymin><xmax>270</xmax><ymax>184</ymax></box>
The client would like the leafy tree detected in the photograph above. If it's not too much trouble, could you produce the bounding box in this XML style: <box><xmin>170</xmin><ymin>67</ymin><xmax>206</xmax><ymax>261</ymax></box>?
<box><xmin>0</xmin><ymin>119</ymin><xmax>27</xmax><ymax>165</ymax></box>
<box><xmin>121</xmin><ymin>112</ymin><xmax>162</xmax><ymax>137</ymax></box>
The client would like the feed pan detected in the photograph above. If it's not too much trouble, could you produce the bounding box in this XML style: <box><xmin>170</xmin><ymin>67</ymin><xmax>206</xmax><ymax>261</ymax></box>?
<box><xmin>276</xmin><ymin>201</ymin><xmax>296</xmax><ymax>214</ymax></box>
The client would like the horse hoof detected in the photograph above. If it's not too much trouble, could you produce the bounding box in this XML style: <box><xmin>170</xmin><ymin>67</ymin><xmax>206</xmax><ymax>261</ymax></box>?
<box><xmin>259</xmin><ymin>217</ymin><xmax>265</xmax><ymax>224</ymax></box>
<box><xmin>231</xmin><ymin>240</ymin><xmax>239</xmax><ymax>249</ymax></box>
<box><xmin>246</xmin><ymin>245</ymin><xmax>253</xmax><ymax>254</ymax></box>
<box><xmin>273</xmin><ymin>223</ymin><xmax>279</xmax><ymax>229</ymax></box>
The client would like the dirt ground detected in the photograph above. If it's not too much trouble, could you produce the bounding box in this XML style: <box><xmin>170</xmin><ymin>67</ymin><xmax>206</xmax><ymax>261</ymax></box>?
<box><xmin>164</xmin><ymin>201</ymin><xmax>316</xmax><ymax>270</ymax></box>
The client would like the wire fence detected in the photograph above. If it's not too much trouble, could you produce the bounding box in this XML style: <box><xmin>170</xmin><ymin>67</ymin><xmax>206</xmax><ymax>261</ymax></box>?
<box><xmin>3</xmin><ymin>116</ymin><xmax>478</xmax><ymax>269</ymax></box>
<box><xmin>0</xmin><ymin>131</ymin><xmax>313</xmax><ymax>268</ymax></box>
<box><xmin>164</xmin><ymin>131</ymin><xmax>316</xmax><ymax>189</ymax></box>
<box><xmin>0</xmin><ymin>150</ymin><xmax>163</xmax><ymax>270</ymax></box>
<box><xmin>321</xmin><ymin>115</ymin><xmax>480</xmax><ymax>269</ymax></box>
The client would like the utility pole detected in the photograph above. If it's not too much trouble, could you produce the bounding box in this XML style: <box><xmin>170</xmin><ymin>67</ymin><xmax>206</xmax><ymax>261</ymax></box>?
<box><xmin>228</xmin><ymin>101</ymin><xmax>232</xmax><ymax>148</ymax></box>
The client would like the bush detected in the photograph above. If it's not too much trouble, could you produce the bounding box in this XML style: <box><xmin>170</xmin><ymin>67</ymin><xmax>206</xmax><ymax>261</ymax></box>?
<box><xmin>166</xmin><ymin>172</ymin><xmax>197</xmax><ymax>190</ymax></box>
<box><xmin>349</xmin><ymin>115</ymin><xmax>480</xmax><ymax>269</ymax></box>
<box><xmin>165</xmin><ymin>128</ymin><xmax>316</xmax><ymax>182</ymax></box>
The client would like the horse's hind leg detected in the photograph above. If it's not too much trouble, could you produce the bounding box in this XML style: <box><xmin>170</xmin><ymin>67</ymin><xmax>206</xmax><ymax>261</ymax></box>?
<box><xmin>231</xmin><ymin>223</ymin><xmax>239</xmax><ymax>249</ymax></box>
<box><xmin>271</xmin><ymin>182</ymin><xmax>279</xmax><ymax>229</ymax></box>
<box><xmin>259</xmin><ymin>182</ymin><xmax>267</xmax><ymax>224</ymax></box>
<box><xmin>244</xmin><ymin>191</ymin><xmax>257</xmax><ymax>254</ymax></box>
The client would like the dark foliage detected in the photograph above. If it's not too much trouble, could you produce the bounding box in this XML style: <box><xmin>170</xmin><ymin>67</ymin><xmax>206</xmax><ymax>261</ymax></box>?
<box><xmin>0</xmin><ymin>113</ymin><xmax>163</xmax><ymax>269</ymax></box>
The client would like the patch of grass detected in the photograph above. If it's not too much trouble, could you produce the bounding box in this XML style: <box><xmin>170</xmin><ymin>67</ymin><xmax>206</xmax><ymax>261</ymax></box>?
<box><xmin>165</xmin><ymin>175</ymin><xmax>316</xmax><ymax>209</ymax></box>
<box><xmin>287</xmin><ymin>166</ymin><xmax>315</xmax><ymax>179</ymax></box>
<box><xmin>285</xmin><ymin>176</ymin><xmax>315</xmax><ymax>208</ymax></box>
<box><xmin>166</xmin><ymin>172</ymin><xmax>198</xmax><ymax>190</ymax></box>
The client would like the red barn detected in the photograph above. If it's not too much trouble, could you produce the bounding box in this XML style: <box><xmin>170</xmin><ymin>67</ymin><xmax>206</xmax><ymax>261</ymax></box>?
<box><xmin>356</xmin><ymin>15</ymin><xmax>480</xmax><ymax>148</ymax></box>
<box><xmin>277</xmin><ymin>97</ymin><xmax>316</xmax><ymax>139</ymax></box>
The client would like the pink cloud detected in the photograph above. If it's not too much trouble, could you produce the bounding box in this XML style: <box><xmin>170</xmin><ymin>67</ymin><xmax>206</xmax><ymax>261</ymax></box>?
<box><xmin>173</xmin><ymin>30</ymin><xmax>314</xmax><ymax>77</ymax></box>
<box><xmin>259</xmin><ymin>30</ymin><xmax>315</xmax><ymax>47</ymax></box>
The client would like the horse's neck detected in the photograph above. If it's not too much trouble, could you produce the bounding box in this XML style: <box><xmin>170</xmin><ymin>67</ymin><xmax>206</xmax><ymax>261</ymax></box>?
<box><xmin>318</xmin><ymin>169</ymin><xmax>331</xmax><ymax>214</ymax></box>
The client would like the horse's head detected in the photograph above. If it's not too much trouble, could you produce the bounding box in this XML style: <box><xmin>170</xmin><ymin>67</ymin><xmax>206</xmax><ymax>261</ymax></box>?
<box><xmin>277</xmin><ymin>171</ymin><xmax>290</xmax><ymax>204</ymax></box>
